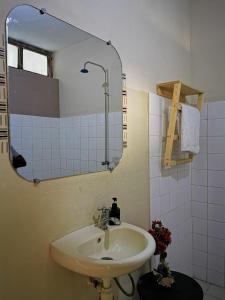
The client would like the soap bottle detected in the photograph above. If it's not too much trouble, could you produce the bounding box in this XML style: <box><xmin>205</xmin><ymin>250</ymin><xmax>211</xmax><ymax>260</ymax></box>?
<box><xmin>110</xmin><ymin>197</ymin><xmax>120</xmax><ymax>220</ymax></box>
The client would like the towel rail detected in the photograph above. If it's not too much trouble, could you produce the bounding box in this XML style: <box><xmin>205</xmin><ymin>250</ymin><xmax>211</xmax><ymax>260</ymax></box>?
<box><xmin>156</xmin><ymin>80</ymin><xmax>204</xmax><ymax>168</ymax></box>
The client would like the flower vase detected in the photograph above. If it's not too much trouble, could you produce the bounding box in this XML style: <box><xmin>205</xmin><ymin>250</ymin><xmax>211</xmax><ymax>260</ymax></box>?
<box><xmin>154</xmin><ymin>252</ymin><xmax>175</xmax><ymax>288</ymax></box>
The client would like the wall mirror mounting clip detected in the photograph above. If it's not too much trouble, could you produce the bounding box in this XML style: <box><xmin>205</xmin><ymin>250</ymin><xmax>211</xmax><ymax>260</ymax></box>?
<box><xmin>39</xmin><ymin>8</ymin><xmax>46</xmax><ymax>15</ymax></box>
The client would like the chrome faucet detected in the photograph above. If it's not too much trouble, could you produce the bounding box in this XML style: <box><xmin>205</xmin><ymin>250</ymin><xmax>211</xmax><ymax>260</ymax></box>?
<box><xmin>95</xmin><ymin>207</ymin><xmax>111</xmax><ymax>231</ymax></box>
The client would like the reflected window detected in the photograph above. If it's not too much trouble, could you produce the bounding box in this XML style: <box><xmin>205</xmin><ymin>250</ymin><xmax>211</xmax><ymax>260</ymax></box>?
<box><xmin>23</xmin><ymin>49</ymin><xmax>48</xmax><ymax>76</ymax></box>
<box><xmin>7</xmin><ymin>39</ymin><xmax>51</xmax><ymax>77</ymax></box>
<box><xmin>7</xmin><ymin>44</ymin><xmax>18</xmax><ymax>68</ymax></box>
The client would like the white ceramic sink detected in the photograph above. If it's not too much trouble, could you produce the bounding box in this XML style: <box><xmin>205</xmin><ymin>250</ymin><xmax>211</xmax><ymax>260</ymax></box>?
<box><xmin>50</xmin><ymin>222</ymin><xmax>156</xmax><ymax>278</ymax></box>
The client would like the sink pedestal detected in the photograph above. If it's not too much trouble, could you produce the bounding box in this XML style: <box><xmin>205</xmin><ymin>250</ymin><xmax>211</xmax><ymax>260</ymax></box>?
<box><xmin>100</xmin><ymin>278</ymin><xmax>113</xmax><ymax>300</ymax></box>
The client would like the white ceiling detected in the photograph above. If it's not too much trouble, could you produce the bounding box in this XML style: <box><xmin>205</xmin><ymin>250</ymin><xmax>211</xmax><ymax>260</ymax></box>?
<box><xmin>6</xmin><ymin>5</ymin><xmax>94</xmax><ymax>52</ymax></box>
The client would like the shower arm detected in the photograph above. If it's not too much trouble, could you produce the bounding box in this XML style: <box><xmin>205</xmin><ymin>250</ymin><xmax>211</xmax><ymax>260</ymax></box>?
<box><xmin>83</xmin><ymin>61</ymin><xmax>108</xmax><ymax>87</ymax></box>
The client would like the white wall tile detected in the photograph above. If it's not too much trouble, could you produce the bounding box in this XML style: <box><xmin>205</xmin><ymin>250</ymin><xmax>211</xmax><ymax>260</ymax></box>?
<box><xmin>150</xmin><ymin>157</ymin><xmax>161</xmax><ymax>178</ymax></box>
<box><xmin>184</xmin><ymin>199</ymin><xmax>192</xmax><ymax>220</ymax></box>
<box><xmin>88</xmin><ymin>161</ymin><xmax>97</xmax><ymax>172</ymax></box>
<box><xmin>10</xmin><ymin>114</ymin><xmax>22</xmax><ymax>127</ymax></box>
<box><xmin>200</xmin><ymin>137</ymin><xmax>207</xmax><ymax>153</ymax></box>
<box><xmin>150</xmin><ymin>197</ymin><xmax>161</xmax><ymax>219</ymax></box>
<box><xmin>208</xmin><ymin>254</ymin><xmax>225</xmax><ymax>274</ymax></box>
<box><xmin>192</xmin><ymin>169</ymin><xmax>207</xmax><ymax>186</ymax></box>
<box><xmin>89</xmin><ymin>126</ymin><xmax>97</xmax><ymax>138</ymax></box>
<box><xmin>97</xmin><ymin>113</ymin><xmax>104</xmax><ymax>126</ymax></box>
<box><xmin>149</xmin><ymin>115</ymin><xmax>162</xmax><ymax>136</ymax></box>
<box><xmin>193</xmin><ymin>250</ymin><xmax>207</xmax><ymax>267</ymax></box>
<box><xmin>208</xmin><ymin>137</ymin><xmax>225</xmax><ymax>154</ymax></box>
<box><xmin>191</xmin><ymin>185</ymin><xmax>207</xmax><ymax>202</ymax></box>
<box><xmin>193</xmin><ymin>217</ymin><xmax>207</xmax><ymax>235</ymax></box>
<box><xmin>88</xmin><ymin>114</ymin><xmax>97</xmax><ymax>127</ymax></box>
<box><xmin>11</xmin><ymin>127</ymin><xmax>21</xmax><ymax>139</ymax></box>
<box><xmin>208</xmin><ymin>237</ymin><xmax>225</xmax><ymax>257</ymax></box>
<box><xmin>149</xmin><ymin>93</ymin><xmax>163</xmax><ymax>116</ymax></box>
<box><xmin>149</xmin><ymin>135</ymin><xmax>161</xmax><ymax>157</ymax></box>
<box><xmin>201</xmin><ymin>103</ymin><xmax>208</xmax><ymax>120</ymax></box>
<box><xmin>21</xmin><ymin>115</ymin><xmax>32</xmax><ymax>127</ymax></box>
<box><xmin>88</xmin><ymin>149</ymin><xmax>96</xmax><ymax>161</ymax></box>
<box><xmin>192</xmin><ymin>153</ymin><xmax>207</xmax><ymax>170</ymax></box>
<box><xmin>208</xmin><ymin>204</ymin><xmax>225</xmax><ymax>222</ymax></box>
<box><xmin>208</xmin><ymin>220</ymin><xmax>225</xmax><ymax>240</ymax></box>
<box><xmin>159</xmin><ymin>171</ymin><xmax>177</xmax><ymax>195</ymax></box>
<box><xmin>192</xmin><ymin>201</ymin><xmax>207</xmax><ymax>219</ymax></box>
<box><xmin>80</xmin><ymin>115</ymin><xmax>89</xmax><ymax>126</ymax></box>
<box><xmin>159</xmin><ymin>193</ymin><xmax>171</xmax><ymax>216</ymax></box>
<box><xmin>80</xmin><ymin>160</ymin><xmax>88</xmax><ymax>173</ymax></box>
<box><xmin>193</xmin><ymin>265</ymin><xmax>207</xmax><ymax>281</ymax></box>
<box><xmin>81</xmin><ymin>126</ymin><xmax>89</xmax><ymax>138</ymax></box>
<box><xmin>208</xmin><ymin>119</ymin><xmax>225</xmax><ymax>137</ymax></box>
<box><xmin>208</xmin><ymin>170</ymin><xmax>225</xmax><ymax>188</ymax></box>
<box><xmin>150</xmin><ymin>177</ymin><xmax>160</xmax><ymax>199</ymax></box>
<box><xmin>208</xmin><ymin>101</ymin><xmax>225</xmax><ymax>119</ymax></box>
<box><xmin>208</xmin><ymin>154</ymin><xmax>225</xmax><ymax>170</ymax></box>
<box><xmin>193</xmin><ymin>234</ymin><xmax>207</xmax><ymax>252</ymax></box>
<box><xmin>200</xmin><ymin>119</ymin><xmax>207</xmax><ymax>137</ymax></box>
<box><xmin>81</xmin><ymin>150</ymin><xmax>88</xmax><ymax>160</ymax></box>
<box><xmin>171</xmin><ymin>189</ymin><xmax>185</xmax><ymax>210</ymax></box>
<box><xmin>208</xmin><ymin>187</ymin><xmax>225</xmax><ymax>205</ymax></box>
<box><xmin>97</xmin><ymin>125</ymin><xmax>105</xmax><ymax>138</ymax></box>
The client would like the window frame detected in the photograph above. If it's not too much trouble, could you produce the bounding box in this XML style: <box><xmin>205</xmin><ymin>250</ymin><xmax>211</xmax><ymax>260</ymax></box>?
<box><xmin>8</xmin><ymin>38</ymin><xmax>53</xmax><ymax>77</ymax></box>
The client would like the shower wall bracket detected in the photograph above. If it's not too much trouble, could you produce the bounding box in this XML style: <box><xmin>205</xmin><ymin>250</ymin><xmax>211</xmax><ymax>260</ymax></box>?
<box><xmin>0</xmin><ymin>33</ymin><xmax>8</xmax><ymax>155</ymax></box>
<box><xmin>157</xmin><ymin>80</ymin><xmax>204</xmax><ymax>168</ymax></box>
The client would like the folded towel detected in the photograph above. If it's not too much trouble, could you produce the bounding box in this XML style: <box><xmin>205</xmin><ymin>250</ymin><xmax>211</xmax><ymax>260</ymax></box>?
<box><xmin>181</xmin><ymin>104</ymin><xmax>200</xmax><ymax>154</ymax></box>
<box><xmin>168</xmin><ymin>106</ymin><xmax>180</xmax><ymax>136</ymax></box>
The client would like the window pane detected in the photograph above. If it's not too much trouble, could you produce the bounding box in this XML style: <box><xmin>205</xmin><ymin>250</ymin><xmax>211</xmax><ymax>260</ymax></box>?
<box><xmin>23</xmin><ymin>49</ymin><xmax>48</xmax><ymax>76</ymax></box>
<box><xmin>7</xmin><ymin>44</ymin><xmax>18</xmax><ymax>68</ymax></box>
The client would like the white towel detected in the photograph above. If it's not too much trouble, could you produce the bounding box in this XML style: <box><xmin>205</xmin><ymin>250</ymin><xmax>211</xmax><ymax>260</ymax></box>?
<box><xmin>181</xmin><ymin>104</ymin><xmax>200</xmax><ymax>154</ymax></box>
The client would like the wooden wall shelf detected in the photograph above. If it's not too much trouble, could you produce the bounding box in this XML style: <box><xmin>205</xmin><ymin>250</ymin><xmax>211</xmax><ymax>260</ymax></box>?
<box><xmin>156</xmin><ymin>80</ymin><xmax>204</xmax><ymax>168</ymax></box>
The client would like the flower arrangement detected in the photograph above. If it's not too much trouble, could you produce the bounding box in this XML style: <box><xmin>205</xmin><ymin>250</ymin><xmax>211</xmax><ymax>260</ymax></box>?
<box><xmin>148</xmin><ymin>220</ymin><xmax>174</xmax><ymax>288</ymax></box>
<box><xmin>148</xmin><ymin>220</ymin><xmax>172</xmax><ymax>255</ymax></box>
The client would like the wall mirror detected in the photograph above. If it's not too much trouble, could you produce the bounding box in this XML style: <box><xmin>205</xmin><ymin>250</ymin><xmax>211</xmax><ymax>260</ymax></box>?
<box><xmin>5</xmin><ymin>5</ymin><xmax>123</xmax><ymax>182</ymax></box>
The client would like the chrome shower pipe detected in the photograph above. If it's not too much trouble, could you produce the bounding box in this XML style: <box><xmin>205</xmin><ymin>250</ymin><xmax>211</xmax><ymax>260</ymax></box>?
<box><xmin>81</xmin><ymin>61</ymin><xmax>110</xmax><ymax>168</ymax></box>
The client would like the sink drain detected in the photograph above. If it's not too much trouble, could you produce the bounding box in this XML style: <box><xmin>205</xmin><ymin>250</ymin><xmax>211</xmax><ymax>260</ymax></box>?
<box><xmin>101</xmin><ymin>256</ymin><xmax>113</xmax><ymax>260</ymax></box>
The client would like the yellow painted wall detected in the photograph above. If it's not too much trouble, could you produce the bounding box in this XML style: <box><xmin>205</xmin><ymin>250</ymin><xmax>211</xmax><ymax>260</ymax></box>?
<box><xmin>0</xmin><ymin>89</ymin><xmax>149</xmax><ymax>300</ymax></box>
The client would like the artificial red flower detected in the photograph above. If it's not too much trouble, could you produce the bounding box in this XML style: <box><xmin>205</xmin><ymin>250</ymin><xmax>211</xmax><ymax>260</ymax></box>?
<box><xmin>148</xmin><ymin>220</ymin><xmax>172</xmax><ymax>255</ymax></box>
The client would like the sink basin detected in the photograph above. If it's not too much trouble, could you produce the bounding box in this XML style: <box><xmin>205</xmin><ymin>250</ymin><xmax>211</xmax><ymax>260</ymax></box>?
<box><xmin>50</xmin><ymin>222</ymin><xmax>155</xmax><ymax>278</ymax></box>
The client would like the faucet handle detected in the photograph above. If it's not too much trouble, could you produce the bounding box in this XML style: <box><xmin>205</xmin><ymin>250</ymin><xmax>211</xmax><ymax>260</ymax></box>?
<box><xmin>97</xmin><ymin>207</ymin><xmax>110</xmax><ymax>219</ymax></box>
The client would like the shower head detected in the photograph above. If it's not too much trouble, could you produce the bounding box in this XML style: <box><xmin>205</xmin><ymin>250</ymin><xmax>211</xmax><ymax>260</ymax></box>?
<box><xmin>80</xmin><ymin>68</ymin><xmax>89</xmax><ymax>73</ymax></box>
<box><xmin>80</xmin><ymin>61</ymin><xmax>107</xmax><ymax>76</ymax></box>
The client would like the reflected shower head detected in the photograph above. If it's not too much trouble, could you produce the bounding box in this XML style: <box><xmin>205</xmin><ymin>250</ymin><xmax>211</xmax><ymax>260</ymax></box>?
<box><xmin>80</xmin><ymin>68</ymin><xmax>88</xmax><ymax>73</ymax></box>
<box><xmin>80</xmin><ymin>61</ymin><xmax>106</xmax><ymax>75</ymax></box>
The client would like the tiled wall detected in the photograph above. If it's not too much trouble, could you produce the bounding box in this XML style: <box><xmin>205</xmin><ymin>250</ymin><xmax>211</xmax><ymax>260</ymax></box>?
<box><xmin>10</xmin><ymin>114</ymin><xmax>60</xmax><ymax>180</ymax></box>
<box><xmin>149</xmin><ymin>92</ymin><xmax>193</xmax><ymax>276</ymax></box>
<box><xmin>192</xmin><ymin>101</ymin><xmax>225</xmax><ymax>287</ymax></box>
<box><xmin>10</xmin><ymin>112</ymin><xmax>122</xmax><ymax>180</ymax></box>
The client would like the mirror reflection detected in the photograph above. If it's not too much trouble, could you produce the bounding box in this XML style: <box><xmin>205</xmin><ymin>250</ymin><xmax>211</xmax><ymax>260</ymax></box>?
<box><xmin>6</xmin><ymin>5</ymin><xmax>123</xmax><ymax>181</ymax></box>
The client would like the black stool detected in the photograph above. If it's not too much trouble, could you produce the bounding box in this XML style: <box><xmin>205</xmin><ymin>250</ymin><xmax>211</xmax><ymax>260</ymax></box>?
<box><xmin>137</xmin><ymin>271</ymin><xmax>203</xmax><ymax>300</ymax></box>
